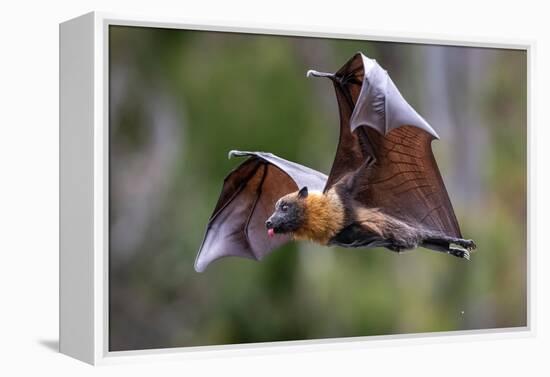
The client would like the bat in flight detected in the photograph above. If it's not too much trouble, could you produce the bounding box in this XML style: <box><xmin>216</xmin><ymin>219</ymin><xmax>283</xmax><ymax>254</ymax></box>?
<box><xmin>194</xmin><ymin>52</ymin><xmax>476</xmax><ymax>272</ymax></box>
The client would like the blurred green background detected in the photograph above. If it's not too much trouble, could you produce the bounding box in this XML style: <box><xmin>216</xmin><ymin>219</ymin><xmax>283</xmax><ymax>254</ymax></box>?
<box><xmin>108</xmin><ymin>26</ymin><xmax>527</xmax><ymax>351</ymax></box>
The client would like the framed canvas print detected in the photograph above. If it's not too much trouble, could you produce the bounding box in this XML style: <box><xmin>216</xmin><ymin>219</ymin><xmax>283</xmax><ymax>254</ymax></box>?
<box><xmin>59</xmin><ymin>12</ymin><xmax>532</xmax><ymax>365</ymax></box>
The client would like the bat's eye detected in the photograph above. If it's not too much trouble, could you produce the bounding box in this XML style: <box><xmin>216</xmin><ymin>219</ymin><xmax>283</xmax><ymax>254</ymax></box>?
<box><xmin>281</xmin><ymin>204</ymin><xmax>289</xmax><ymax>212</ymax></box>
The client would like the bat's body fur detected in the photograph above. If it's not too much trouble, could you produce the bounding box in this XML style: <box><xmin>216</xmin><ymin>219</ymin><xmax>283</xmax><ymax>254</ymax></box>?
<box><xmin>270</xmin><ymin>182</ymin><xmax>476</xmax><ymax>259</ymax></box>
<box><xmin>292</xmin><ymin>189</ymin><xmax>345</xmax><ymax>245</ymax></box>
<box><xmin>278</xmin><ymin>187</ymin><xmax>423</xmax><ymax>249</ymax></box>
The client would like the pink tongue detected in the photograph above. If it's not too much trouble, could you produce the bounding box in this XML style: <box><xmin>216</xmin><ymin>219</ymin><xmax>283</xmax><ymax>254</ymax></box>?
<box><xmin>267</xmin><ymin>228</ymin><xmax>275</xmax><ymax>238</ymax></box>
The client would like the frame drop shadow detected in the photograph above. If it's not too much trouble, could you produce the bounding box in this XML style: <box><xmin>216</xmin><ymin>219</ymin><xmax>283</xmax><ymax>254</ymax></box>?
<box><xmin>39</xmin><ymin>339</ymin><xmax>59</xmax><ymax>352</ymax></box>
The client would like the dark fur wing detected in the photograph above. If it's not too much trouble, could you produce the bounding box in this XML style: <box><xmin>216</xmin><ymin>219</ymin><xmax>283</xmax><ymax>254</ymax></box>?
<box><xmin>194</xmin><ymin>151</ymin><xmax>327</xmax><ymax>272</ymax></box>
<box><xmin>317</xmin><ymin>52</ymin><xmax>461</xmax><ymax>238</ymax></box>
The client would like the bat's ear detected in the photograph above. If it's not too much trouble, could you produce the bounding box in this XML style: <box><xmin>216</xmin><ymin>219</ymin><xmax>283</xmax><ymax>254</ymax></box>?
<box><xmin>297</xmin><ymin>186</ymin><xmax>308</xmax><ymax>199</ymax></box>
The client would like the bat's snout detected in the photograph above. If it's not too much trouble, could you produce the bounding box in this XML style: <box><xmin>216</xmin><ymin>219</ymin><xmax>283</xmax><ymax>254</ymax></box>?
<box><xmin>265</xmin><ymin>219</ymin><xmax>276</xmax><ymax>238</ymax></box>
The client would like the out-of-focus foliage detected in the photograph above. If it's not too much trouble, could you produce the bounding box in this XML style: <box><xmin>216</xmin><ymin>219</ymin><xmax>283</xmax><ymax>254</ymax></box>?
<box><xmin>108</xmin><ymin>26</ymin><xmax>527</xmax><ymax>351</ymax></box>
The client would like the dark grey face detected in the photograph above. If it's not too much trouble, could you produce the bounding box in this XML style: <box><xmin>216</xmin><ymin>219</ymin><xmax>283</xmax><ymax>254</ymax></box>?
<box><xmin>265</xmin><ymin>187</ymin><xmax>308</xmax><ymax>234</ymax></box>
<box><xmin>265</xmin><ymin>199</ymin><xmax>304</xmax><ymax>234</ymax></box>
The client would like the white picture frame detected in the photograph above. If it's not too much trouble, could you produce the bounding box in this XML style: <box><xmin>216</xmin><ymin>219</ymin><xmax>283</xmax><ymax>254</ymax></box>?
<box><xmin>59</xmin><ymin>11</ymin><xmax>534</xmax><ymax>365</ymax></box>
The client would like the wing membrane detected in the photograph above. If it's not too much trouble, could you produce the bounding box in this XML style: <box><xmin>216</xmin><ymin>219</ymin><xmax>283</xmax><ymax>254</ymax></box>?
<box><xmin>314</xmin><ymin>52</ymin><xmax>461</xmax><ymax>237</ymax></box>
<box><xmin>195</xmin><ymin>151</ymin><xmax>327</xmax><ymax>272</ymax></box>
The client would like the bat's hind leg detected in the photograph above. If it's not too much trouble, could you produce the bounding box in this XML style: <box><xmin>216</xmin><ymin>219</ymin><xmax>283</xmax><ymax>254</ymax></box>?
<box><xmin>421</xmin><ymin>236</ymin><xmax>476</xmax><ymax>260</ymax></box>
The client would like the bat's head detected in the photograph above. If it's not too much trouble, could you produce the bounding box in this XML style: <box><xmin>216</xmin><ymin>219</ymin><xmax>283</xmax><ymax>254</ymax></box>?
<box><xmin>265</xmin><ymin>186</ymin><xmax>309</xmax><ymax>237</ymax></box>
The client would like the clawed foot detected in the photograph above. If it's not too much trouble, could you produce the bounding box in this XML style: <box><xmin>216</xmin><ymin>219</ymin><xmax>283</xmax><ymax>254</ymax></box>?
<box><xmin>422</xmin><ymin>236</ymin><xmax>476</xmax><ymax>260</ymax></box>
<box><xmin>453</xmin><ymin>238</ymin><xmax>476</xmax><ymax>251</ymax></box>
<box><xmin>449</xmin><ymin>246</ymin><xmax>470</xmax><ymax>260</ymax></box>
<box><xmin>449</xmin><ymin>238</ymin><xmax>476</xmax><ymax>260</ymax></box>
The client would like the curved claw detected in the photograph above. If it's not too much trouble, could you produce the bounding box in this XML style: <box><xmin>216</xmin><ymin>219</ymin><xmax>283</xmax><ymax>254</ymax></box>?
<box><xmin>228</xmin><ymin>150</ymin><xmax>253</xmax><ymax>159</ymax></box>
<box><xmin>306</xmin><ymin>69</ymin><xmax>335</xmax><ymax>79</ymax></box>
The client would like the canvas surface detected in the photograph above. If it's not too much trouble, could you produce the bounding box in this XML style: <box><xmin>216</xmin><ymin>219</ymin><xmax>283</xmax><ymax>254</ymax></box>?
<box><xmin>108</xmin><ymin>26</ymin><xmax>527</xmax><ymax>351</ymax></box>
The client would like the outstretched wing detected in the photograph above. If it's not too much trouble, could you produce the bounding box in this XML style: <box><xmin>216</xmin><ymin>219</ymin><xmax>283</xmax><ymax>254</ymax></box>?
<box><xmin>309</xmin><ymin>52</ymin><xmax>461</xmax><ymax>238</ymax></box>
<box><xmin>194</xmin><ymin>151</ymin><xmax>327</xmax><ymax>272</ymax></box>
<box><xmin>359</xmin><ymin>126</ymin><xmax>462</xmax><ymax>238</ymax></box>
